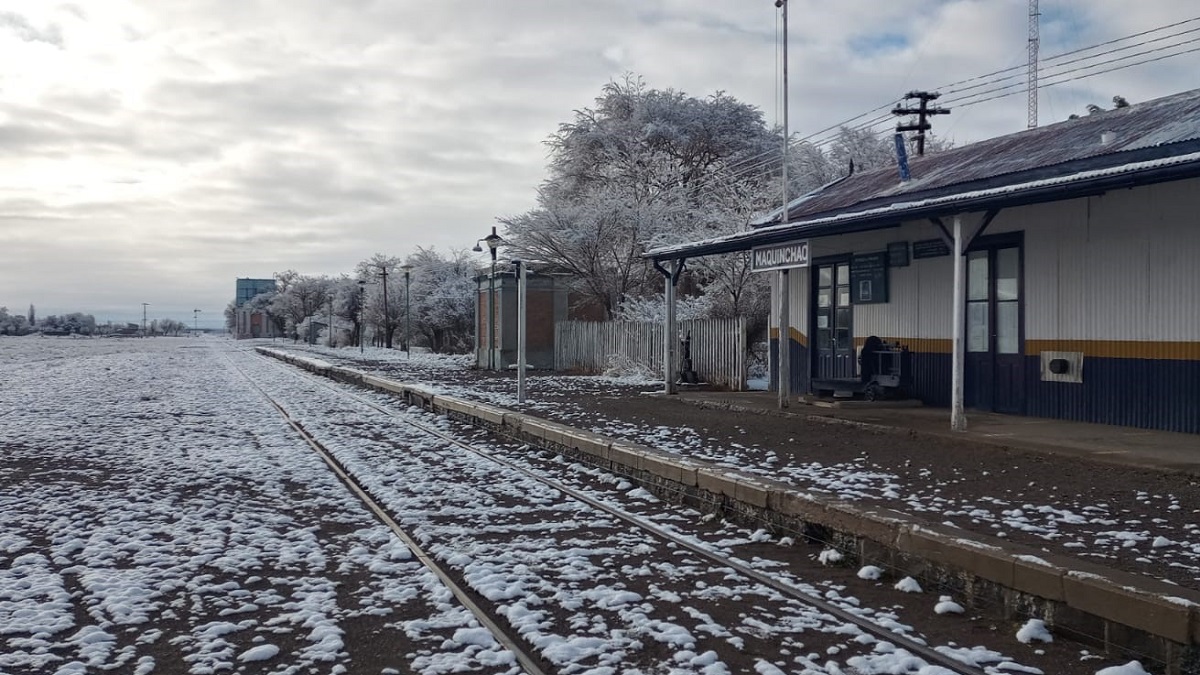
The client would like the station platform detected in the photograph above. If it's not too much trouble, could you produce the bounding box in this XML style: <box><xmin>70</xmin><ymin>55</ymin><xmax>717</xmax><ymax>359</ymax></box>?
<box><xmin>672</xmin><ymin>390</ymin><xmax>1200</xmax><ymax>476</ymax></box>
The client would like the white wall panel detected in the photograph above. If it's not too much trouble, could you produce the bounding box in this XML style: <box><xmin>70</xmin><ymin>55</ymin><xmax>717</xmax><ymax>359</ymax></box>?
<box><xmin>1145</xmin><ymin>180</ymin><xmax>1200</xmax><ymax>342</ymax></box>
<box><xmin>768</xmin><ymin>175</ymin><xmax>1200</xmax><ymax>348</ymax></box>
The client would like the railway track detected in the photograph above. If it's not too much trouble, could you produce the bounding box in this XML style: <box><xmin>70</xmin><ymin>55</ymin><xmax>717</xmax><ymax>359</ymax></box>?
<box><xmin>228</xmin><ymin>347</ymin><xmax>1042</xmax><ymax>675</ymax></box>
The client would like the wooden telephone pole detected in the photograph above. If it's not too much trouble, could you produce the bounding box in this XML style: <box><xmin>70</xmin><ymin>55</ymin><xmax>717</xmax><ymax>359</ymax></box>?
<box><xmin>892</xmin><ymin>91</ymin><xmax>950</xmax><ymax>156</ymax></box>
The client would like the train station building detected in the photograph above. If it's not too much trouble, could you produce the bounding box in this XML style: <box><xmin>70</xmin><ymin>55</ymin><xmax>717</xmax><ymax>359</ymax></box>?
<box><xmin>647</xmin><ymin>88</ymin><xmax>1200</xmax><ymax>434</ymax></box>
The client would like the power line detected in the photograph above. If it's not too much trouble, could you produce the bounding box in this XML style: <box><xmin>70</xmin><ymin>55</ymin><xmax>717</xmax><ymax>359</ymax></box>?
<box><xmin>941</xmin><ymin>26</ymin><xmax>1200</xmax><ymax>101</ymax></box>
<box><xmin>943</xmin><ymin>35</ymin><xmax>1200</xmax><ymax>108</ymax></box>
<box><xmin>673</xmin><ymin>16</ymin><xmax>1200</xmax><ymax>198</ymax></box>
<box><xmin>932</xmin><ymin>16</ymin><xmax>1200</xmax><ymax>97</ymax></box>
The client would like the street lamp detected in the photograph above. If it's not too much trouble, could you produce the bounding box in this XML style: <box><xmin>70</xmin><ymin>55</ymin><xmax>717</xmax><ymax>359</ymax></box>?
<box><xmin>472</xmin><ymin>226</ymin><xmax>504</xmax><ymax>370</ymax></box>
<box><xmin>193</xmin><ymin>308</ymin><xmax>201</xmax><ymax>337</ymax></box>
<box><xmin>512</xmin><ymin>258</ymin><xmax>527</xmax><ymax>403</ymax></box>
<box><xmin>357</xmin><ymin>280</ymin><xmax>366</xmax><ymax>354</ymax></box>
<box><xmin>142</xmin><ymin>303</ymin><xmax>150</xmax><ymax>337</ymax></box>
<box><xmin>380</xmin><ymin>266</ymin><xmax>391</xmax><ymax>349</ymax></box>
<box><xmin>400</xmin><ymin>263</ymin><xmax>413</xmax><ymax>358</ymax></box>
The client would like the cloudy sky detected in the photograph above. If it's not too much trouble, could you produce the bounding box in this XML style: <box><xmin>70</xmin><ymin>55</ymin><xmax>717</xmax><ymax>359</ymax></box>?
<box><xmin>2</xmin><ymin>0</ymin><xmax>1197</xmax><ymax>326</ymax></box>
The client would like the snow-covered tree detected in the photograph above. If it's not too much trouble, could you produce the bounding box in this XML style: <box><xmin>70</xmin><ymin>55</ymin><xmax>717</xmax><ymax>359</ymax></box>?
<box><xmin>0</xmin><ymin>307</ymin><xmax>30</xmax><ymax>335</ymax></box>
<box><xmin>223</xmin><ymin>301</ymin><xmax>237</xmax><ymax>332</ymax></box>
<box><xmin>403</xmin><ymin>247</ymin><xmax>476</xmax><ymax>354</ymax></box>
<box><xmin>270</xmin><ymin>270</ymin><xmax>333</xmax><ymax>342</ymax></box>
<box><xmin>354</xmin><ymin>255</ymin><xmax>403</xmax><ymax>348</ymax></box>
<box><xmin>330</xmin><ymin>276</ymin><xmax>366</xmax><ymax>348</ymax></box>
<box><xmin>501</xmin><ymin>74</ymin><xmax>780</xmax><ymax>319</ymax></box>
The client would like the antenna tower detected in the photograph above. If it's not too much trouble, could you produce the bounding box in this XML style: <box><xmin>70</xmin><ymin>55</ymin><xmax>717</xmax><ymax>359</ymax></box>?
<box><xmin>1027</xmin><ymin>0</ymin><xmax>1040</xmax><ymax>129</ymax></box>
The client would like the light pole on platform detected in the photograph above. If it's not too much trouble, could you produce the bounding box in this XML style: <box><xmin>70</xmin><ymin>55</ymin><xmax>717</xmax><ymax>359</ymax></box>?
<box><xmin>400</xmin><ymin>263</ymin><xmax>413</xmax><ymax>358</ymax></box>
<box><xmin>357</xmin><ymin>280</ymin><xmax>366</xmax><ymax>354</ymax></box>
<box><xmin>193</xmin><ymin>308</ymin><xmax>201</xmax><ymax>337</ymax></box>
<box><xmin>472</xmin><ymin>227</ymin><xmax>504</xmax><ymax>370</ymax></box>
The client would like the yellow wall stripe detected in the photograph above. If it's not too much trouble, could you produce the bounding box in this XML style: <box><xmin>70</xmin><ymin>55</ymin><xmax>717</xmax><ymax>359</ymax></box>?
<box><xmin>769</xmin><ymin>327</ymin><xmax>809</xmax><ymax>348</ymax></box>
<box><xmin>1024</xmin><ymin>340</ymin><xmax>1200</xmax><ymax>361</ymax></box>
<box><xmin>780</xmin><ymin>334</ymin><xmax>1197</xmax><ymax>360</ymax></box>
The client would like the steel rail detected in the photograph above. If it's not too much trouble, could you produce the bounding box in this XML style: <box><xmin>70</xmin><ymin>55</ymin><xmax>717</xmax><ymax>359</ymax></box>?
<box><xmin>257</xmin><ymin>352</ymin><xmax>992</xmax><ymax>675</ymax></box>
<box><xmin>224</xmin><ymin>352</ymin><xmax>551</xmax><ymax>675</ymax></box>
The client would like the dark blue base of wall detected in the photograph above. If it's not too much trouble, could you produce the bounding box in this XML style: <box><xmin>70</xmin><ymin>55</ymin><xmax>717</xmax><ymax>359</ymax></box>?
<box><xmin>1024</xmin><ymin>356</ymin><xmax>1199</xmax><ymax>434</ymax></box>
<box><xmin>767</xmin><ymin>338</ymin><xmax>809</xmax><ymax>393</ymax></box>
<box><xmin>765</xmin><ymin>344</ymin><xmax>1199</xmax><ymax>434</ymax></box>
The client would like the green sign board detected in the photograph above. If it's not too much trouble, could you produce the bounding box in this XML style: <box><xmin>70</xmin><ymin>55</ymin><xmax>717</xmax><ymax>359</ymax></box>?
<box><xmin>850</xmin><ymin>252</ymin><xmax>889</xmax><ymax>304</ymax></box>
<box><xmin>912</xmin><ymin>238</ymin><xmax>951</xmax><ymax>259</ymax></box>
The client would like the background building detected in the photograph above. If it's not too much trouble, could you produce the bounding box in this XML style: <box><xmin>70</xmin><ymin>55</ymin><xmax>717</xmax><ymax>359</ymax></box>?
<box><xmin>234</xmin><ymin>277</ymin><xmax>279</xmax><ymax>339</ymax></box>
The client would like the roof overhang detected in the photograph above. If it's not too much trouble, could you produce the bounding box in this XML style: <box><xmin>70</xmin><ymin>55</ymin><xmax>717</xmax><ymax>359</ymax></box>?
<box><xmin>646</xmin><ymin>150</ymin><xmax>1200</xmax><ymax>262</ymax></box>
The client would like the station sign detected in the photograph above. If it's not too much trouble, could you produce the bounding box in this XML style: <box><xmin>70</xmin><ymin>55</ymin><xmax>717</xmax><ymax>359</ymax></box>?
<box><xmin>751</xmin><ymin>240</ymin><xmax>809</xmax><ymax>273</ymax></box>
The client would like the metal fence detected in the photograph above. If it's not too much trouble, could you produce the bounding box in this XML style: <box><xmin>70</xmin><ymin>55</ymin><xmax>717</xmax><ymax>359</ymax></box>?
<box><xmin>555</xmin><ymin>318</ymin><xmax>747</xmax><ymax>390</ymax></box>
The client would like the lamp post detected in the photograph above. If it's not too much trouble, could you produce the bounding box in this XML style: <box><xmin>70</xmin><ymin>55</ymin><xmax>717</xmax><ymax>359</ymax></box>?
<box><xmin>380</xmin><ymin>267</ymin><xmax>391</xmax><ymax>349</ymax></box>
<box><xmin>512</xmin><ymin>259</ymin><xmax>527</xmax><ymax>403</ymax></box>
<box><xmin>193</xmin><ymin>308</ymin><xmax>201</xmax><ymax>337</ymax></box>
<box><xmin>327</xmin><ymin>296</ymin><xmax>334</xmax><ymax>348</ymax></box>
<box><xmin>357</xmin><ymin>280</ymin><xmax>366</xmax><ymax>354</ymax></box>
<box><xmin>472</xmin><ymin>227</ymin><xmax>504</xmax><ymax>370</ymax></box>
<box><xmin>400</xmin><ymin>263</ymin><xmax>413</xmax><ymax>358</ymax></box>
<box><xmin>142</xmin><ymin>303</ymin><xmax>150</xmax><ymax>337</ymax></box>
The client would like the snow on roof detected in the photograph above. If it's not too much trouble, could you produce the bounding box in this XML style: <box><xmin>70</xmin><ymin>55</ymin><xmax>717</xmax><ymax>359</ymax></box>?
<box><xmin>751</xmin><ymin>88</ymin><xmax>1200</xmax><ymax>228</ymax></box>
<box><xmin>647</xmin><ymin>149</ymin><xmax>1200</xmax><ymax>257</ymax></box>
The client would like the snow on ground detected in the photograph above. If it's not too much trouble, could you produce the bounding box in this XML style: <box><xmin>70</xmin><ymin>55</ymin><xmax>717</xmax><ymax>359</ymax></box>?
<box><xmin>278</xmin><ymin>343</ymin><xmax>1200</xmax><ymax>590</ymax></box>
<box><xmin>0</xmin><ymin>337</ymin><xmax>516</xmax><ymax>674</ymax></box>
<box><xmin>1</xmin><ymin>338</ymin><xmax>1168</xmax><ymax>674</ymax></box>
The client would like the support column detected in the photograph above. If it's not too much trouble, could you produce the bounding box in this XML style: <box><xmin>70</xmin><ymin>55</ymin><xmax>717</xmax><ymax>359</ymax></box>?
<box><xmin>516</xmin><ymin>260</ymin><xmax>527</xmax><ymax>403</ymax></box>
<box><xmin>655</xmin><ymin>259</ymin><xmax>685</xmax><ymax>395</ymax></box>
<box><xmin>951</xmin><ymin>215</ymin><xmax>967</xmax><ymax>431</ymax></box>
<box><xmin>664</xmin><ymin>260</ymin><xmax>679</xmax><ymax>395</ymax></box>
<box><xmin>778</xmin><ymin>269</ymin><xmax>790</xmax><ymax>408</ymax></box>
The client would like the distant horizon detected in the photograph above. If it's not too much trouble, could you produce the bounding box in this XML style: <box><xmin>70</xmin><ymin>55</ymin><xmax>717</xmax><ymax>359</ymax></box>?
<box><xmin>6</xmin><ymin>303</ymin><xmax>227</xmax><ymax>330</ymax></box>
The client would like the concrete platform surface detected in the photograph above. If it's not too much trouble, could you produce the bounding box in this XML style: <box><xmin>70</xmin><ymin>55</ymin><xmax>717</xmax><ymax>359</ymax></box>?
<box><xmin>678</xmin><ymin>391</ymin><xmax>1200</xmax><ymax>475</ymax></box>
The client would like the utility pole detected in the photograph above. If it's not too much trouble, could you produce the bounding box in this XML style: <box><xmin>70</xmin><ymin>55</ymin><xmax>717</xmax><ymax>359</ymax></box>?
<box><xmin>357</xmin><ymin>280</ymin><xmax>366</xmax><ymax>353</ymax></box>
<box><xmin>142</xmin><ymin>303</ymin><xmax>150</xmax><ymax>337</ymax></box>
<box><xmin>193</xmin><ymin>308</ymin><xmax>201</xmax><ymax>337</ymax></box>
<box><xmin>775</xmin><ymin>0</ymin><xmax>791</xmax><ymax>410</ymax></box>
<box><xmin>379</xmin><ymin>267</ymin><xmax>390</xmax><ymax>348</ymax></box>
<box><xmin>776</xmin><ymin>0</ymin><xmax>788</xmax><ymax>224</ymax></box>
<box><xmin>892</xmin><ymin>91</ymin><xmax>950</xmax><ymax>156</ymax></box>
<box><xmin>1028</xmin><ymin>0</ymin><xmax>1040</xmax><ymax>129</ymax></box>
<box><xmin>400</xmin><ymin>264</ymin><xmax>413</xmax><ymax>357</ymax></box>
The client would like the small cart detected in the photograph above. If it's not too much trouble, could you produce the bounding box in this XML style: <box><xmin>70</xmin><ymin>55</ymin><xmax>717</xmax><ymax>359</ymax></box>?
<box><xmin>811</xmin><ymin>336</ymin><xmax>912</xmax><ymax>401</ymax></box>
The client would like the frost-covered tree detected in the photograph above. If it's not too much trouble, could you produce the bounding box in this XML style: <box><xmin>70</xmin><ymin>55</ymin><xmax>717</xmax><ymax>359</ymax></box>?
<box><xmin>0</xmin><ymin>307</ymin><xmax>30</xmax><ymax>335</ymax></box>
<box><xmin>501</xmin><ymin>75</ymin><xmax>781</xmax><ymax>319</ymax></box>
<box><xmin>402</xmin><ymin>247</ymin><xmax>476</xmax><ymax>354</ymax></box>
<box><xmin>271</xmin><ymin>270</ymin><xmax>333</xmax><ymax>342</ymax></box>
<box><xmin>354</xmin><ymin>254</ymin><xmax>403</xmax><ymax>348</ymax></box>
<box><xmin>158</xmin><ymin>319</ymin><xmax>185</xmax><ymax>336</ymax></box>
<box><xmin>330</xmin><ymin>276</ymin><xmax>366</xmax><ymax>348</ymax></box>
<box><xmin>223</xmin><ymin>301</ymin><xmax>237</xmax><ymax>332</ymax></box>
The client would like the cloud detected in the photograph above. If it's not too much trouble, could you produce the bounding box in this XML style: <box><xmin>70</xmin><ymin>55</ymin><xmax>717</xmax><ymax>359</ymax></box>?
<box><xmin>0</xmin><ymin>0</ymin><xmax>1196</xmax><ymax>324</ymax></box>
<box><xmin>0</xmin><ymin>11</ymin><xmax>64</xmax><ymax>47</ymax></box>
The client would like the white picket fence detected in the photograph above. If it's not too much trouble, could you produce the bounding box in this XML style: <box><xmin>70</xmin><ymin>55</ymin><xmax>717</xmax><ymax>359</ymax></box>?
<box><xmin>555</xmin><ymin>318</ymin><xmax>747</xmax><ymax>390</ymax></box>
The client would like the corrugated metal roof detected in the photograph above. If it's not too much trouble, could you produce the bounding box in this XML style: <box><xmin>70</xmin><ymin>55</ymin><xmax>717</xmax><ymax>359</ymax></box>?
<box><xmin>760</xmin><ymin>87</ymin><xmax>1200</xmax><ymax>226</ymax></box>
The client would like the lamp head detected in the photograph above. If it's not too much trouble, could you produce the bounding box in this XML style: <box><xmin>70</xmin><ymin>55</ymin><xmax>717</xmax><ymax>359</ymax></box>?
<box><xmin>472</xmin><ymin>243</ymin><xmax>483</xmax><ymax>252</ymax></box>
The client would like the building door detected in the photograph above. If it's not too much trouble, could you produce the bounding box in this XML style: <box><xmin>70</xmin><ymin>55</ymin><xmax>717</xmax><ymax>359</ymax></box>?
<box><xmin>965</xmin><ymin>243</ymin><xmax>1024</xmax><ymax>414</ymax></box>
<box><xmin>814</xmin><ymin>261</ymin><xmax>855</xmax><ymax>380</ymax></box>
